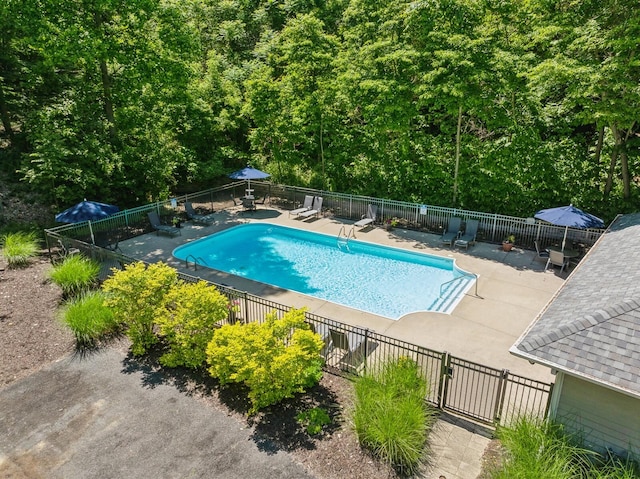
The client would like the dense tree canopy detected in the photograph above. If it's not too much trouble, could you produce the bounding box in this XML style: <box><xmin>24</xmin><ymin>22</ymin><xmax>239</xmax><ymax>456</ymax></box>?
<box><xmin>0</xmin><ymin>0</ymin><xmax>638</xmax><ymax>220</ymax></box>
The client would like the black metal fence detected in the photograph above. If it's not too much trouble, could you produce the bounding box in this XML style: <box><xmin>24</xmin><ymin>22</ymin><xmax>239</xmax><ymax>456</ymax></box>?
<box><xmin>44</xmin><ymin>182</ymin><xmax>569</xmax><ymax>426</ymax></box>
<box><xmin>43</xmin><ymin>234</ymin><xmax>553</xmax><ymax>427</ymax></box>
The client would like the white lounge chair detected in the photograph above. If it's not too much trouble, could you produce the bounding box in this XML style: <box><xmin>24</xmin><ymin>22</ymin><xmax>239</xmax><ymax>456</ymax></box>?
<box><xmin>354</xmin><ymin>204</ymin><xmax>377</xmax><ymax>230</ymax></box>
<box><xmin>299</xmin><ymin>196</ymin><xmax>322</xmax><ymax>220</ymax></box>
<box><xmin>289</xmin><ymin>195</ymin><xmax>314</xmax><ymax>217</ymax></box>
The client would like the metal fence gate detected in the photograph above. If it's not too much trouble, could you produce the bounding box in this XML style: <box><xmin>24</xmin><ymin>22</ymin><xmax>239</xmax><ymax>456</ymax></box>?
<box><xmin>439</xmin><ymin>353</ymin><xmax>553</xmax><ymax>426</ymax></box>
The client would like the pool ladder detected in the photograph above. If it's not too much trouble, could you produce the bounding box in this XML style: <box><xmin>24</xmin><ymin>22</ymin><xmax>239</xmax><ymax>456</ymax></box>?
<box><xmin>185</xmin><ymin>254</ymin><xmax>208</xmax><ymax>271</ymax></box>
<box><xmin>337</xmin><ymin>226</ymin><xmax>356</xmax><ymax>250</ymax></box>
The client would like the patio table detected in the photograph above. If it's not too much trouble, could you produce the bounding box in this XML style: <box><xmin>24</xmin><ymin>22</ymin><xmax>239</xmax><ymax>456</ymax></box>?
<box><xmin>546</xmin><ymin>245</ymin><xmax>580</xmax><ymax>260</ymax></box>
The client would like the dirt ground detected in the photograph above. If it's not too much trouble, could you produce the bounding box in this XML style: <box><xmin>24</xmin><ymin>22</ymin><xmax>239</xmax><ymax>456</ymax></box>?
<box><xmin>0</xmin><ymin>254</ymin><xmax>399</xmax><ymax>479</ymax></box>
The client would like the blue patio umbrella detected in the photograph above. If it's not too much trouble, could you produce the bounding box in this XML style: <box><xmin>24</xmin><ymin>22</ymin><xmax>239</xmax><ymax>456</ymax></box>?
<box><xmin>534</xmin><ymin>204</ymin><xmax>605</xmax><ymax>250</ymax></box>
<box><xmin>228</xmin><ymin>166</ymin><xmax>270</xmax><ymax>193</ymax></box>
<box><xmin>55</xmin><ymin>200</ymin><xmax>120</xmax><ymax>224</ymax></box>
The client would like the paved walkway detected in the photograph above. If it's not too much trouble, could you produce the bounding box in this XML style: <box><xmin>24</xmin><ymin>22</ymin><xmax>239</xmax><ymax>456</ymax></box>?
<box><xmin>0</xmin><ymin>347</ymin><xmax>315</xmax><ymax>479</ymax></box>
<box><xmin>83</xmin><ymin>205</ymin><xmax>568</xmax><ymax>478</ymax></box>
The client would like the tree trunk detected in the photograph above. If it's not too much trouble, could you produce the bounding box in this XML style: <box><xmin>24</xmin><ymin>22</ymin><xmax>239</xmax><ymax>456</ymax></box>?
<box><xmin>453</xmin><ymin>104</ymin><xmax>462</xmax><ymax>205</ymax></box>
<box><xmin>94</xmin><ymin>11</ymin><xmax>117</xmax><ymax>143</ymax></box>
<box><xmin>0</xmin><ymin>79</ymin><xmax>14</xmax><ymax>142</ymax></box>
<box><xmin>593</xmin><ymin>124</ymin><xmax>604</xmax><ymax>190</ymax></box>
<box><xmin>319</xmin><ymin>113</ymin><xmax>325</xmax><ymax>190</ymax></box>
<box><xmin>611</xmin><ymin>124</ymin><xmax>631</xmax><ymax>200</ymax></box>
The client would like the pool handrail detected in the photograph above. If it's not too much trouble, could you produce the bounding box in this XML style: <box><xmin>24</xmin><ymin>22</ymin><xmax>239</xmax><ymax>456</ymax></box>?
<box><xmin>185</xmin><ymin>254</ymin><xmax>208</xmax><ymax>271</ymax></box>
<box><xmin>439</xmin><ymin>271</ymin><xmax>480</xmax><ymax>299</ymax></box>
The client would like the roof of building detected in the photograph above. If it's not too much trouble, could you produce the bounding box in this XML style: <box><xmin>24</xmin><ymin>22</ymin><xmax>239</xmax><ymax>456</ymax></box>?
<box><xmin>510</xmin><ymin>212</ymin><xmax>640</xmax><ymax>398</ymax></box>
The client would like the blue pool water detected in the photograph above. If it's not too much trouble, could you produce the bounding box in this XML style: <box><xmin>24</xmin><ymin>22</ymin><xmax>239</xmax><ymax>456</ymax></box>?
<box><xmin>173</xmin><ymin>223</ymin><xmax>474</xmax><ymax>319</ymax></box>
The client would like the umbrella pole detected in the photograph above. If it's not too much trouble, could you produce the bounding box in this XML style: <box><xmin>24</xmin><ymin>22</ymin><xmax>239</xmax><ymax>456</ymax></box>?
<box><xmin>561</xmin><ymin>226</ymin><xmax>568</xmax><ymax>251</ymax></box>
<box><xmin>88</xmin><ymin>220</ymin><xmax>95</xmax><ymax>245</ymax></box>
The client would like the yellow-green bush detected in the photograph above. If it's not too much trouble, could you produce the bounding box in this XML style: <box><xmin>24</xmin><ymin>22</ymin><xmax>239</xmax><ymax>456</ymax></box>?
<box><xmin>154</xmin><ymin>280</ymin><xmax>230</xmax><ymax>368</ymax></box>
<box><xmin>102</xmin><ymin>261</ymin><xmax>177</xmax><ymax>356</ymax></box>
<box><xmin>206</xmin><ymin>308</ymin><xmax>324</xmax><ymax>413</ymax></box>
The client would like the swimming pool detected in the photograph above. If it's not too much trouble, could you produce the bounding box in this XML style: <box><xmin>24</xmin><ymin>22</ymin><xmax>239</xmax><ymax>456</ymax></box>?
<box><xmin>172</xmin><ymin>223</ymin><xmax>475</xmax><ymax>319</ymax></box>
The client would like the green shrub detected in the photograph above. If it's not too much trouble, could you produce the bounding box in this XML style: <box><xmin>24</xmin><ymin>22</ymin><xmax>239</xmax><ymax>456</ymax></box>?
<box><xmin>352</xmin><ymin>357</ymin><xmax>436</xmax><ymax>475</ymax></box>
<box><xmin>1</xmin><ymin>231</ymin><xmax>39</xmax><ymax>267</ymax></box>
<box><xmin>154</xmin><ymin>280</ymin><xmax>230</xmax><ymax>368</ymax></box>
<box><xmin>59</xmin><ymin>290</ymin><xmax>120</xmax><ymax>347</ymax></box>
<box><xmin>49</xmin><ymin>254</ymin><xmax>100</xmax><ymax>297</ymax></box>
<box><xmin>206</xmin><ymin>308</ymin><xmax>324</xmax><ymax>413</ymax></box>
<box><xmin>102</xmin><ymin>261</ymin><xmax>177</xmax><ymax>356</ymax></box>
<box><xmin>297</xmin><ymin>407</ymin><xmax>331</xmax><ymax>435</ymax></box>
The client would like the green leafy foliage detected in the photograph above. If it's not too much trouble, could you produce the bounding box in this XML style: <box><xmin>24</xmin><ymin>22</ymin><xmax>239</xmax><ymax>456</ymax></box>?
<box><xmin>296</xmin><ymin>407</ymin><xmax>331</xmax><ymax>435</ymax></box>
<box><xmin>3</xmin><ymin>0</ymin><xmax>639</xmax><ymax>220</ymax></box>
<box><xmin>154</xmin><ymin>281</ymin><xmax>230</xmax><ymax>368</ymax></box>
<box><xmin>102</xmin><ymin>262</ymin><xmax>177</xmax><ymax>356</ymax></box>
<box><xmin>59</xmin><ymin>290</ymin><xmax>119</xmax><ymax>347</ymax></box>
<box><xmin>48</xmin><ymin>254</ymin><xmax>100</xmax><ymax>297</ymax></box>
<box><xmin>352</xmin><ymin>357</ymin><xmax>436</xmax><ymax>475</ymax></box>
<box><xmin>206</xmin><ymin>308</ymin><xmax>324</xmax><ymax>413</ymax></box>
<box><xmin>0</xmin><ymin>232</ymin><xmax>39</xmax><ymax>268</ymax></box>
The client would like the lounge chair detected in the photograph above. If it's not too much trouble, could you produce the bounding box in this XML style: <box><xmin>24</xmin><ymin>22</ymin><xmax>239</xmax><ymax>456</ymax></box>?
<box><xmin>454</xmin><ymin>219</ymin><xmax>479</xmax><ymax>249</ymax></box>
<box><xmin>147</xmin><ymin>211</ymin><xmax>181</xmax><ymax>237</ymax></box>
<box><xmin>299</xmin><ymin>196</ymin><xmax>322</xmax><ymax>220</ymax></box>
<box><xmin>184</xmin><ymin>202</ymin><xmax>216</xmax><ymax>225</ymax></box>
<box><xmin>289</xmin><ymin>195</ymin><xmax>314</xmax><ymax>217</ymax></box>
<box><xmin>441</xmin><ymin>217</ymin><xmax>462</xmax><ymax>246</ymax></box>
<box><xmin>354</xmin><ymin>204</ymin><xmax>377</xmax><ymax>230</ymax></box>
<box><xmin>546</xmin><ymin>249</ymin><xmax>569</xmax><ymax>273</ymax></box>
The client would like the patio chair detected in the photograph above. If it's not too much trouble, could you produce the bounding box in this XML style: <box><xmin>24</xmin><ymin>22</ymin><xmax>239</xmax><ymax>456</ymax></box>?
<box><xmin>185</xmin><ymin>201</ymin><xmax>216</xmax><ymax>225</ymax></box>
<box><xmin>454</xmin><ymin>219</ymin><xmax>479</xmax><ymax>249</ymax></box>
<box><xmin>289</xmin><ymin>195</ymin><xmax>314</xmax><ymax>217</ymax></box>
<box><xmin>58</xmin><ymin>238</ymin><xmax>80</xmax><ymax>257</ymax></box>
<box><xmin>353</xmin><ymin>204</ymin><xmax>377</xmax><ymax>230</ymax></box>
<box><xmin>147</xmin><ymin>211</ymin><xmax>181</xmax><ymax>237</ymax></box>
<box><xmin>241</xmin><ymin>196</ymin><xmax>256</xmax><ymax>213</ymax></box>
<box><xmin>441</xmin><ymin>217</ymin><xmax>462</xmax><ymax>246</ymax></box>
<box><xmin>255</xmin><ymin>194</ymin><xmax>270</xmax><ymax>205</ymax></box>
<box><xmin>327</xmin><ymin>328</ymin><xmax>367</xmax><ymax>372</ymax></box>
<box><xmin>534</xmin><ymin>240</ymin><xmax>549</xmax><ymax>261</ymax></box>
<box><xmin>299</xmin><ymin>196</ymin><xmax>322</xmax><ymax>220</ymax></box>
<box><xmin>546</xmin><ymin>249</ymin><xmax>569</xmax><ymax>273</ymax></box>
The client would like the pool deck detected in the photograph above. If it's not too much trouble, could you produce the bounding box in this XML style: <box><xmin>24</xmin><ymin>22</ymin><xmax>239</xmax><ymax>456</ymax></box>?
<box><xmin>119</xmin><ymin>205</ymin><xmax>566</xmax><ymax>383</ymax></box>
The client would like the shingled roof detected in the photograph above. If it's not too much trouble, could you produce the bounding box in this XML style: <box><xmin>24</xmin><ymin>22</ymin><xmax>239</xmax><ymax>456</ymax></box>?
<box><xmin>510</xmin><ymin>212</ymin><xmax>640</xmax><ymax>399</ymax></box>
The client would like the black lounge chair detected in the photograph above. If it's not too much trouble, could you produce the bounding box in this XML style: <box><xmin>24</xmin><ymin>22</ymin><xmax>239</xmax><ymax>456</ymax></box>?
<box><xmin>147</xmin><ymin>211</ymin><xmax>181</xmax><ymax>236</ymax></box>
<box><xmin>184</xmin><ymin>202</ymin><xmax>216</xmax><ymax>225</ymax></box>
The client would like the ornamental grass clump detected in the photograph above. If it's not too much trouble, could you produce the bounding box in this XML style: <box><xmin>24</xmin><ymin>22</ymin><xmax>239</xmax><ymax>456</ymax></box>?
<box><xmin>1</xmin><ymin>231</ymin><xmax>40</xmax><ymax>268</ymax></box>
<box><xmin>48</xmin><ymin>254</ymin><xmax>100</xmax><ymax>297</ymax></box>
<box><xmin>59</xmin><ymin>290</ymin><xmax>120</xmax><ymax>347</ymax></box>
<box><xmin>352</xmin><ymin>357</ymin><xmax>436</xmax><ymax>476</ymax></box>
<box><xmin>492</xmin><ymin>415</ymin><xmax>640</xmax><ymax>479</ymax></box>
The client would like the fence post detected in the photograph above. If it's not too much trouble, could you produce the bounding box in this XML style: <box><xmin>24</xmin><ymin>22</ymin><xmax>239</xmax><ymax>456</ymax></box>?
<box><xmin>493</xmin><ymin>369</ymin><xmax>509</xmax><ymax>425</ymax></box>
<box><xmin>242</xmin><ymin>291</ymin><xmax>249</xmax><ymax>323</ymax></box>
<box><xmin>363</xmin><ymin>328</ymin><xmax>369</xmax><ymax>374</ymax></box>
<box><xmin>437</xmin><ymin>352</ymin><xmax>451</xmax><ymax>409</ymax></box>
